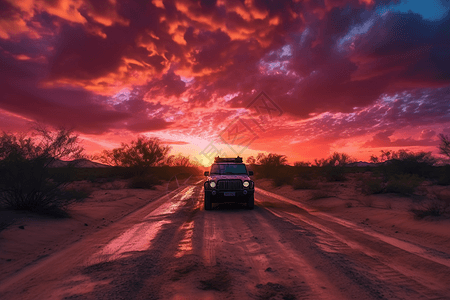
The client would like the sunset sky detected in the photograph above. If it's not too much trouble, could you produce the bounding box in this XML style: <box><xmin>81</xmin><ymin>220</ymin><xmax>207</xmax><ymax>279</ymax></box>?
<box><xmin>1</xmin><ymin>0</ymin><xmax>450</xmax><ymax>166</ymax></box>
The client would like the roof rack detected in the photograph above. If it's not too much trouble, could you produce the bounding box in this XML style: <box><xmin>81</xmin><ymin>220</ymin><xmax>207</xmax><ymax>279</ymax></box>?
<box><xmin>214</xmin><ymin>156</ymin><xmax>243</xmax><ymax>163</ymax></box>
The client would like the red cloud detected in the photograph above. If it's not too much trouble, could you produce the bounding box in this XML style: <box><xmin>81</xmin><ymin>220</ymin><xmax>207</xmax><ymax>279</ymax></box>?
<box><xmin>0</xmin><ymin>0</ymin><xmax>449</xmax><ymax>162</ymax></box>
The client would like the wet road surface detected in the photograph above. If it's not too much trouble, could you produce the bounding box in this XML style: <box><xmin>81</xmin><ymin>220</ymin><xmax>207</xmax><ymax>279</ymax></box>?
<box><xmin>1</xmin><ymin>183</ymin><xmax>449</xmax><ymax>299</ymax></box>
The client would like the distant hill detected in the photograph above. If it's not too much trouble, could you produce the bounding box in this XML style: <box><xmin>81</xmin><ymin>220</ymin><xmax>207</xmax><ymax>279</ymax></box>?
<box><xmin>346</xmin><ymin>161</ymin><xmax>378</xmax><ymax>167</ymax></box>
<box><xmin>48</xmin><ymin>158</ymin><xmax>110</xmax><ymax>168</ymax></box>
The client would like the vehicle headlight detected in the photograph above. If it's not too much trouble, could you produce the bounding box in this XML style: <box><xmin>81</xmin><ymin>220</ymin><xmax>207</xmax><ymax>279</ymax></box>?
<box><xmin>209</xmin><ymin>181</ymin><xmax>216</xmax><ymax>188</ymax></box>
<box><xmin>243</xmin><ymin>181</ymin><xmax>250</xmax><ymax>188</ymax></box>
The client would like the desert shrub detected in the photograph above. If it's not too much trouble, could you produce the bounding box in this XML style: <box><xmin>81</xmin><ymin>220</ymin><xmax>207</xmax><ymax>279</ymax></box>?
<box><xmin>322</xmin><ymin>165</ymin><xmax>347</xmax><ymax>181</ymax></box>
<box><xmin>391</xmin><ymin>151</ymin><xmax>435</xmax><ymax>177</ymax></box>
<box><xmin>294</xmin><ymin>165</ymin><xmax>317</xmax><ymax>180</ymax></box>
<box><xmin>437</xmin><ymin>165</ymin><xmax>450</xmax><ymax>185</ymax></box>
<box><xmin>0</xmin><ymin>220</ymin><xmax>14</xmax><ymax>232</ymax></box>
<box><xmin>272</xmin><ymin>171</ymin><xmax>294</xmax><ymax>187</ymax></box>
<box><xmin>411</xmin><ymin>195</ymin><xmax>450</xmax><ymax>219</ymax></box>
<box><xmin>439</xmin><ymin>133</ymin><xmax>450</xmax><ymax>158</ymax></box>
<box><xmin>294</xmin><ymin>161</ymin><xmax>311</xmax><ymax>167</ymax></box>
<box><xmin>95</xmin><ymin>136</ymin><xmax>171</xmax><ymax>175</ymax></box>
<box><xmin>315</xmin><ymin>152</ymin><xmax>353</xmax><ymax>182</ymax></box>
<box><xmin>165</xmin><ymin>153</ymin><xmax>200</xmax><ymax>167</ymax></box>
<box><xmin>360</xmin><ymin>176</ymin><xmax>384</xmax><ymax>195</ymax></box>
<box><xmin>292</xmin><ymin>178</ymin><xmax>318</xmax><ymax>190</ymax></box>
<box><xmin>75</xmin><ymin>164</ymin><xmax>200</xmax><ymax>184</ymax></box>
<box><xmin>372</xmin><ymin>150</ymin><xmax>436</xmax><ymax>178</ymax></box>
<box><xmin>385</xmin><ymin>174</ymin><xmax>423</xmax><ymax>194</ymax></box>
<box><xmin>252</xmin><ymin>153</ymin><xmax>288</xmax><ymax>179</ymax></box>
<box><xmin>129</xmin><ymin>175</ymin><xmax>161</xmax><ymax>189</ymax></box>
<box><xmin>0</xmin><ymin>128</ymin><xmax>84</xmax><ymax>215</ymax></box>
<box><xmin>310</xmin><ymin>190</ymin><xmax>332</xmax><ymax>200</ymax></box>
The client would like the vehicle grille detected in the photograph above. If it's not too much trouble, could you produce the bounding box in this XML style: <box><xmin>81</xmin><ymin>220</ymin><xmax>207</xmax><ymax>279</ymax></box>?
<box><xmin>217</xmin><ymin>180</ymin><xmax>242</xmax><ymax>190</ymax></box>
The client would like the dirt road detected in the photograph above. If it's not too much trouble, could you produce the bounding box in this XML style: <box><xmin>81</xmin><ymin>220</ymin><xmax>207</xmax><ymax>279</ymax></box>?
<box><xmin>1</xmin><ymin>183</ymin><xmax>449</xmax><ymax>300</ymax></box>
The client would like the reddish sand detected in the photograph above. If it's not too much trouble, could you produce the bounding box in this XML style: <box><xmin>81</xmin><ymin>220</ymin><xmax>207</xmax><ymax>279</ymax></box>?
<box><xmin>255</xmin><ymin>176</ymin><xmax>450</xmax><ymax>255</ymax></box>
<box><xmin>0</xmin><ymin>180</ymin><xmax>167</xmax><ymax>282</ymax></box>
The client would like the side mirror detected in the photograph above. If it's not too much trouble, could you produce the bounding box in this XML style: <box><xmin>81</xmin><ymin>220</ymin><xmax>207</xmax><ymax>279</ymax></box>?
<box><xmin>204</xmin><ymin>171</ymin><xmax>209</xmax><ymax>176</ymax></box>
<box><xmin>248</xmin><ymin>171</ymin><xmax>253</xmax><ymax>176</ymax></box>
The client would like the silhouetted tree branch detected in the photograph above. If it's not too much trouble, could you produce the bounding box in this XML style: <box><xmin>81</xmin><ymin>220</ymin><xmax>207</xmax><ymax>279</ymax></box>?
<box><xmin>0</xmin><ymin>128</ymin><xmax>84</xmax><ymax>214</ymax></box>
<box><xmin>95</xmin><ymin>137</ymin><xmax>171</xmax><ymax>174</ymax></box>
<box><xmin>439</xmin><ymin>133</ymin><xmax>450</xmax><ymax>158</ymax></box>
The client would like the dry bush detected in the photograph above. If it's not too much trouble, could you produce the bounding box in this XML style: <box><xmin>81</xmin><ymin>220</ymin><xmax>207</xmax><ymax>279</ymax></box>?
<box><xmin>385</xmin><ymin>174</ymin><xmax>422</xmax><ymax>195</ymax></box>
<box><xmin>95</xmin><ymin>137</ymin><xmax>170</xmax><ymax>173</ymax></box>
<box><xmin>293</xmin><ymin>164</ymin><xmax>317</xmax><ymax>180</ymax></box>
<box><xmin>0</xmin><ymin>220</ymin><xmax>13</xmax><ymax>232</ymax></box>
<box><xmin>410</xmin><ymin>191</ymin><xmax>450</xmax><ymax>219</ymax></box>
<box><xmin>0</xmin><ymin>128</ymin><xmax>84</xmax><ymax>216</ymax></box>
<box><xmin>437</xmin><ymin>165</ymin><xmax>450</xmax><ymax>186</ymax></box>
<box><xmin>360</xmin><ymin>175</ymin><xmax>384</xmax><ymax>195</ymax></box>
<box><xmin>315</xmin><ymin>152</ymin><xmax>353</xmax><ymax>182</ymax></box>
<box><xmin>309</xmin><ymin>190</ymin><xmax>333</xmax><ymax>200</ymax></box>
<box><xmin>129</xmin><ymin>175</ymin><xmax>160</xmax><ymax>189</ymax></box>
<box><xmin>371</xmin><ymin>149</ymin><xmax>436</xmax><ymax>178</ymax></box>
<box><xmin>251</xmin><ymin>153</ymin><xmax>292</xmax><ymax>184</ymax></box>
<box><xmin>100</xmin><ymin>180</ymin><xmax>127</xmax><ymax>190</ymax></box>
<box><xmin>272</xmin><ymin>173</ymin><xmax>294</xmax><ymax>187</ymax></box>
<box><xmin>292</xmin><ymin>178</ymin><xmax>318</xmax><ymax>190</ymax></box>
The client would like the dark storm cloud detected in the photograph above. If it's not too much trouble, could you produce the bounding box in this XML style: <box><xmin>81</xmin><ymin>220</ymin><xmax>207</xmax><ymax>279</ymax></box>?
<box><xmin>263</xmin><ymin>8</ymin><xmax>450</xmax><ymax>118</ymax></box>
<box><xmin>0</xmin><ymin>46</ymin><xmax>171</xmax><ymax>134</ymax></box>
<box><xmin>353</xmin><ymin>11</ymin><xmax>450</xmax><ymax>86</ymax></box>
<box><xmin>282</xmin><ymin>86</ymin><xmax>450</xmax><ymax>149</ymax></box>
<box><xmin>0</xmin><ymin>0</ymin><xmax>449</xmax><ymax>141</ymax></box>
<box><xmin>0</xmin><ymin>82</ymin><xmax>128</xmax><ymax>134</ymax></box>
<box><xmin>49</xmin><ymin>24</ymin><xmax>128</xmax><ymax>81</ymax></box>
<box><xmin>362</xmin><ymin>129</ymin><xmax>438</xmax><ymax>148</ymax></box>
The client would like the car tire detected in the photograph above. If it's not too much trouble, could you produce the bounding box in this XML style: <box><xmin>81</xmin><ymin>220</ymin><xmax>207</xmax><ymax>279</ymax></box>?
<box><xmin>246</xmin><ymin>194</ymin><xmax>254</xmax><ymax>210</ymax></box>
<box><xmin>204</xmin><ymin>193</ymin><xmax>212</xmax><ymax>210</ymax></box>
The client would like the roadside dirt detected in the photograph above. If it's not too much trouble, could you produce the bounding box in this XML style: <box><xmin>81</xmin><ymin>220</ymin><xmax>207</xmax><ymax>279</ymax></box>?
<box><xmin>1</xmin><ymin>179</ymin><xmax>449</xmax><ymax>299</ymax></box>
<box><xmin>0</xmin><ymin>180</ymin><xmax>168</xmax><ymax>283</ymax></box>
<box><xmin>255</xmin><ymin>177</ymin><xmax>450</xmax><ymax>256</ymax></box>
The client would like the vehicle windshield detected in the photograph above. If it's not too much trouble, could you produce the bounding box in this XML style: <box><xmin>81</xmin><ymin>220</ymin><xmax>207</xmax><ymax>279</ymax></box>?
<box><xmin>210</xmin><ymin>164</ymin><xmax>247</xmax><ymax>175</ymax></box>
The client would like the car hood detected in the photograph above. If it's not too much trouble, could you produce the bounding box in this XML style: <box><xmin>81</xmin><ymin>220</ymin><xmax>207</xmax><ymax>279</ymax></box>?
<box><xmin>207</xmin><ymin>174</ymin><xmax>251</xmax><ymax>181</ymax></box>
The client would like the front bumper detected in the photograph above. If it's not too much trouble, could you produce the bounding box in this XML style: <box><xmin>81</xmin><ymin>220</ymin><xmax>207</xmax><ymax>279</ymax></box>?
<box><xmin>205</xmin><ymin>189</ymin><xmax>254</xmax><ymax>202</ymax></box>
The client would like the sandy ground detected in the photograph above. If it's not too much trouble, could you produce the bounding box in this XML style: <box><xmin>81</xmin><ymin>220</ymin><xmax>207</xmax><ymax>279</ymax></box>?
<box><xmin>0</xmin><ymin>179</ymin><xmax>170</xmax><ymax>283</ymax></box>
<box><xmin>0</xmin><ymin>176</ymin><xmax>449</xmax><ymax>299</ymax></box>
<box><xmin>255</xmin><ymin>176</ymin><xmax>450</xmax><ymax>256</ymax></box>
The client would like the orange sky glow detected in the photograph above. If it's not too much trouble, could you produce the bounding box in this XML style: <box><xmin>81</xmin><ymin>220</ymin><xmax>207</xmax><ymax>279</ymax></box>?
<box><xmin>1</xmin><ymin>0</ymin><xmax>450</xmax><ymax>166</ymax></box>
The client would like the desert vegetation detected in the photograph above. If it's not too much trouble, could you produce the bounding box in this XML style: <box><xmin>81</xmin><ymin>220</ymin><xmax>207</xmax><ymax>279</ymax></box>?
<box><xmin>0</xmin><ymin>128</ymin><xmax>85</xmax><ymax>216</ymax></box>
<box><xmin>250</xmin><ymin>142</ymin><xmax>450</xmax><ymax>218</ymax></box>
<box><xmin>2</xmin><ymin>124</ymin><xmax>449</xmax><ymax>221</ymax></box>
<box><xmin>247</xmin><ymin>151</ymin><xmax>354</xmax><ymax>187</ymax></box>
<box><xmin>0</xmin><ymin>129</ymin><xmax>201</xmax><ymax>217</ymax></box>
<box><xmin>93</xmin><ymin>136</ymin><xmax>201</xmax><ymax>189</ymax></box>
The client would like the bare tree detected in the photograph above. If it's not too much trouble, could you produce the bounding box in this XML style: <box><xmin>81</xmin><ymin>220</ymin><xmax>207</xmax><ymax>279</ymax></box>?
<box><xmin>96</xmin><ymin>137</ymin><xmax>171</xmax><ymax>174</ymax></box>
<box><xmin>294</xmin><ymin>161</ymin><xmax>311</xmax><ymax>167</ymax></box>
<box><xmin>370</xmin><ymin>155</ymin><xmax>379</xmax><ymax>163</ymax></box>
<box><xmin>312</xmin><ymin>152</ymin><xmax>354</xmax><ymax>181</ymax></box>
<box><xmin>439</xmin><ymin>133</ymin><xmax>450</xmax><ymax>158</ymax></box>
<box><xmin>256</xmin><ymin>153</ymin><xmax>287</xmax><ymax>167</ymax></box>
<box><xmin>0</xmin><ymin>128</ymin><xmax>84</xmax><ymax>213</ymax></box>
<box><xmin>165</xmin><ymin>153</ymin><xmax>199</xmax><ymax>167</ymax></box>
<box><xmin>246</xmin><ymin>156</ymin><xmax>256</xmax><ymax>165</ymax></box>
<box><xmin>328</xmin><ymin>152</ymin><xmax>352</xmax><ymax>166</ymax></box>
<box><xmin>370</xmin><ymin>150</ymin><xmax>393</xmax><ymax>164</ymax></box>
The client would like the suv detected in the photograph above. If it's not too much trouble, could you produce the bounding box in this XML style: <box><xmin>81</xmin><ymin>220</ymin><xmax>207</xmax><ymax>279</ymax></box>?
<box><xmin>203</xmin><ymin>156</ymin><xmax>254</xmax><ymax>210</ymax></box>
